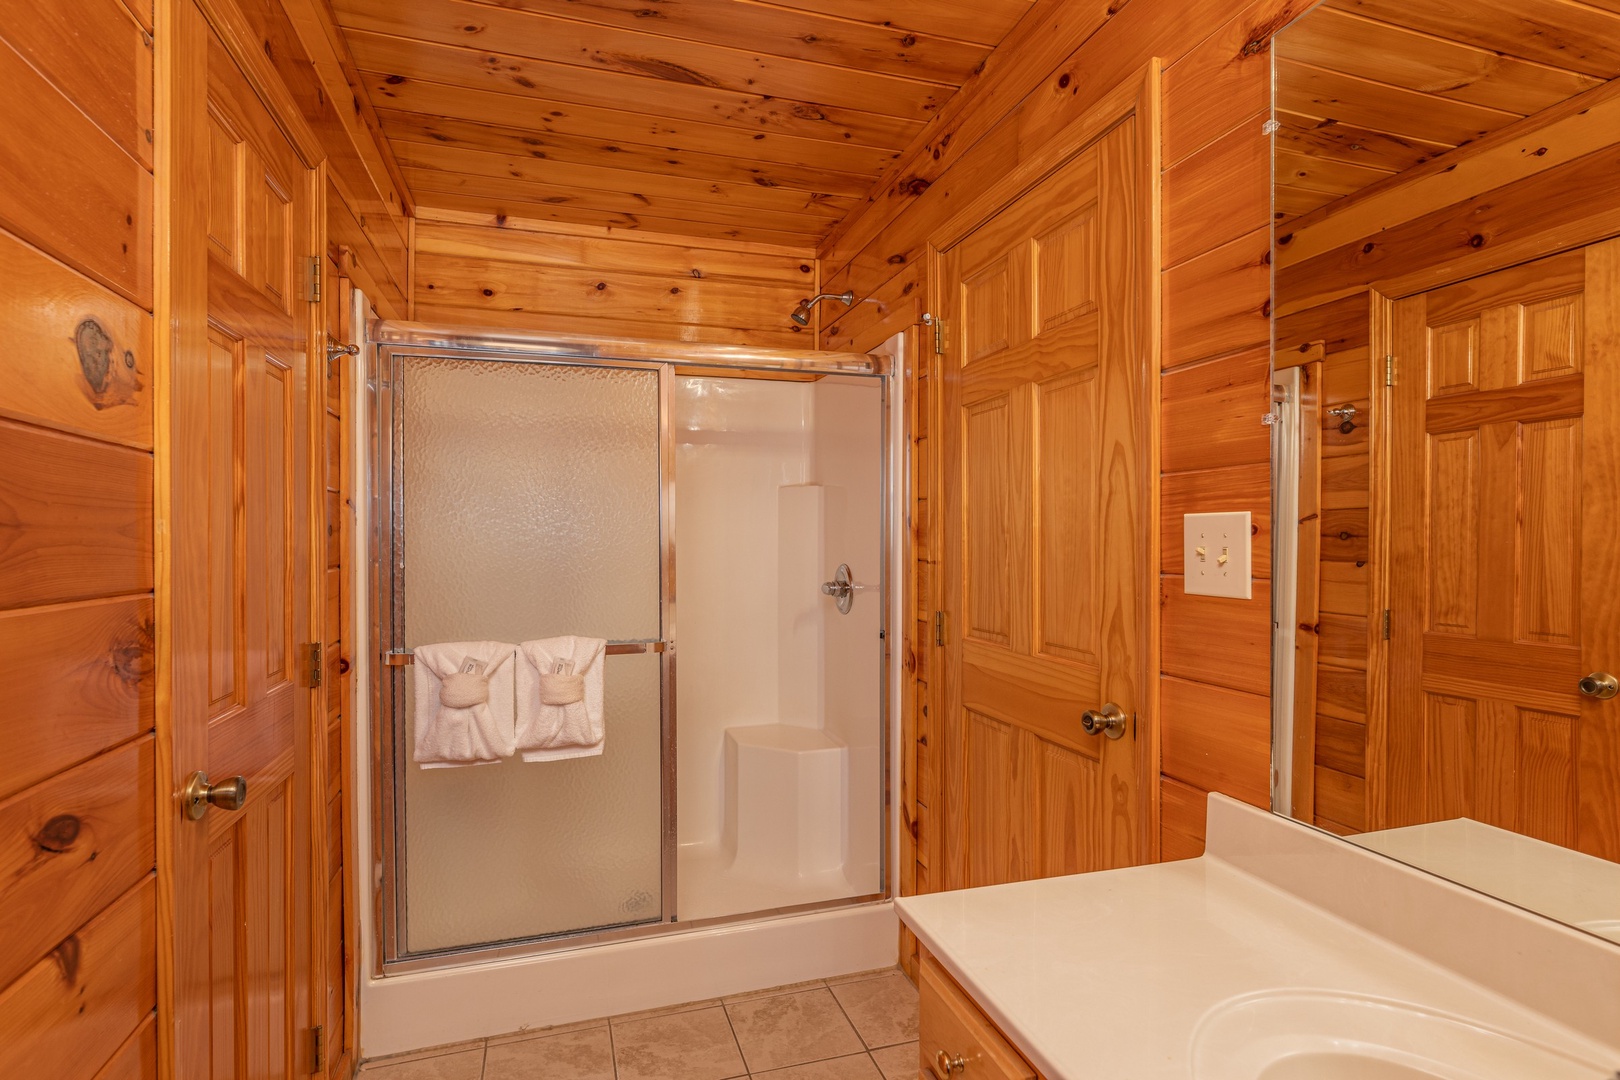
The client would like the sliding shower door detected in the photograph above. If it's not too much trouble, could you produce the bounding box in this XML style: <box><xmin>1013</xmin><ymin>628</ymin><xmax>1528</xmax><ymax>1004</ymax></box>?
<box><xmin>387</xmin><ymin>355</ymin><xmax>667</xmax><ymax>954</ymax></box>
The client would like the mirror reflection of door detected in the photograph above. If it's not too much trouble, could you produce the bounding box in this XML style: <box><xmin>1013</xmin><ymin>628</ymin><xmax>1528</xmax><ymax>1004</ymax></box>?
<box><xmin>1387</xmin><ymin>246</ymin><xmax>1619</xmax><ymax>861</ymax></box>
<box><xmin>1270</xmin><ymin>0</ymin><xmax>1620</xmax><ymax>941</ymax></box>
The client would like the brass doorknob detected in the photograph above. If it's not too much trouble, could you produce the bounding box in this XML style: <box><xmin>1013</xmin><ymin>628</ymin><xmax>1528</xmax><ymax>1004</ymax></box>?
<box><xmin>1081</xmin><ymin>702</ymin><xmax>1128</xmax><ymax>740</ymax></box>
<box><xmin>182</xmin><ymin>771</ymin><xmax>248</xmax><ymax>820</ymax></box>
<box><xmin>1579</xmin><ymin>672</ymin><xmax>1619</xmax><ymax>700</ymax></box>
<box><xmin>935</xmin><ymin>1049</ymin><xmax>967</xmax><ymax>1075</ymax></box>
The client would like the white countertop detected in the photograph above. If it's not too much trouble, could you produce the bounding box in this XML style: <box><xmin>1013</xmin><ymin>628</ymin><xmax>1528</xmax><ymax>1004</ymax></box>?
<box><xmin>896</xmin><ymin>799</ymin><xmax>1620</xmax><ymax>1079</ymax></box>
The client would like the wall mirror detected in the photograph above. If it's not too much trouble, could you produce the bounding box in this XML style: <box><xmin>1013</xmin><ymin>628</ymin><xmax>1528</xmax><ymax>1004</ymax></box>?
<box><xmin>1269</xmin><ymin>0</ymin><xmax>1620</xmax><ymax>943</ymax></box>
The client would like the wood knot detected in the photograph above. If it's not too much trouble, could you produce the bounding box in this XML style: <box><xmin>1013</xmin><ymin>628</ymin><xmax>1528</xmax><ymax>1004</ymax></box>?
<box><xmin>52</xmin><ymin>936</ymin><xmax>81</xmax><ymax>985</ymax></box>
<box><xmin>111</xmin><ymin>619</ymin><xmax>154</xmax><ymax>686</ymax></box>
<box><xmin>34</xmin><ymin>814</ymin><xmax>82</xmax><ymax>854</ymax></box>
<box><xmin>75</xmin><ymin>319</ymin><xmax>114</xmax><ymax>393</ymax></box>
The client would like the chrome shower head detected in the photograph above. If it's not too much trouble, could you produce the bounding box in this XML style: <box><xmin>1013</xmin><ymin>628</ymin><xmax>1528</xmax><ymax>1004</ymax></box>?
<box><xmin>788</xmin><ymin>290</ymin><xmax>856</xmax><ymax>327</ymax></box>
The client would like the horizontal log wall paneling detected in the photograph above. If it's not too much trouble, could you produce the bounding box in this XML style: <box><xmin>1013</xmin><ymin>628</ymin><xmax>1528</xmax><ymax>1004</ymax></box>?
<box><xmin>413</xmin><ymin>210</ymin><xmax>818</xmax><ymax>348</ymax></box>
<box><xmin>0</xmin><ymin>4</ymin><xmax>158</xmax><ymax>1077</ymax></box>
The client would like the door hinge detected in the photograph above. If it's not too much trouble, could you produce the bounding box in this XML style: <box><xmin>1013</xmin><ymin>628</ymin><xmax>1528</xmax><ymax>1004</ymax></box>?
<box><xmin>1382</xmin><ymin>609</ymin><xmax>1391</xmax><ymax>640</ymax></box>
<box><xmin>304</xmin><ymin>255</ymin><xmax>322</xmax><ymax>304</ymax></box>
<box><xmin>301</xmin><ymin>642</ymin><xmax>324</xmax><ymax>688</ymax></box>
<box><xmin>1385</xmin><ymin>354</ymin><xmax>1396</xmax><ymax>387</ymax></box>
<box><xmin>922</xmin><ymin>312</ymin><xmax>944</xmax><ymax>355</ymax></box>
<box><xmin>310</xmin><ymin>1024</ymin><xmax>324</xmax><ymax>1074</ymax></box>
<box><xmin>933</xmin><ymin>610</ymin><xmax>947</xmax><ymax>646</ymax></box>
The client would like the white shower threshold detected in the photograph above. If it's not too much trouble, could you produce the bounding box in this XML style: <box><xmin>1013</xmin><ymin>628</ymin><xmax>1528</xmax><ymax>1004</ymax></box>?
<box><xmin>676</xmin><ymin>841</ymin><xmax>878</xmax><ymax>922</ymax></box>
<box><xmin>360</xmin><ymin>899</ymin><xmax>898</xmax><ymax>1058</ymax></box>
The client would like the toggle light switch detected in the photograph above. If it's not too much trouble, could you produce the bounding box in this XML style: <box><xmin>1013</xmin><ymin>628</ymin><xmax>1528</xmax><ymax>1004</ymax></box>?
<box><xmin>1183</xmin><ymin>512</ymin><xmax>1252</xmax><ymax>599</ymax></box>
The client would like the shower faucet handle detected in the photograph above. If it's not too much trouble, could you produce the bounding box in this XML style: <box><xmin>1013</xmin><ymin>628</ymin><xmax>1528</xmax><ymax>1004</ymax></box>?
<box><xmin>821</xmin><ymin>563</ymin><xmax>858</xmax><ymax>614</ymax></box>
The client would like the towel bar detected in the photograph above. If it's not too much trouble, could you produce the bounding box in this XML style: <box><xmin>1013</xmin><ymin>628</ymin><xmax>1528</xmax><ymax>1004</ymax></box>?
<box><xmin>383</xmin><ymin>641</ymin><xmax>668</xmax><ymax>666</ymax></box>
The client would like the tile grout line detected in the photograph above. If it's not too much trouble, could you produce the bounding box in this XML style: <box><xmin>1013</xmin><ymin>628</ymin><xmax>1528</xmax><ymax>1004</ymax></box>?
<box><xmin>719</xmin><ymin>982</ymin><xmax>757</xmax><ymax>1077</ymax></box>
<box><xmin>824</xmin><ymin>975</ymin><xmax>872</xmax><ymax>1061</ymax></box>
<box><xmin>606</xmin><ymin>1011</ymin><xmax>619</xmax><ymax>1080</ymax></box>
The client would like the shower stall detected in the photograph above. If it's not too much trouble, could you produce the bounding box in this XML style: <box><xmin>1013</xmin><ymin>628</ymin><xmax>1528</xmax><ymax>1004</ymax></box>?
<box><xmin>367</xmin><ymin>321</ymin><xmax>893</xmax><ymax>976</ymax></box>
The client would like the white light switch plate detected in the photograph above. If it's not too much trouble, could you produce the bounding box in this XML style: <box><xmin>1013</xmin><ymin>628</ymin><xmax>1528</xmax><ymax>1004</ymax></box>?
<box><xmin>1183</xmin><ymin>512</ymin><xmax>1252</xmax><ymax>599</ymax></box>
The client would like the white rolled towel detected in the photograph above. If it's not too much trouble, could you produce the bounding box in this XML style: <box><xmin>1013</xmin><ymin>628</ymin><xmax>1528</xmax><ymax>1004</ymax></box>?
<box><xmin>412</xmin><ymin>641</ymin><xmax>517</xmax><ymax>768</ymax></box>
<box><xmin>516</xmin><ymin>637</ymin><xmax>607</xmax><ymax>761</ymax></box>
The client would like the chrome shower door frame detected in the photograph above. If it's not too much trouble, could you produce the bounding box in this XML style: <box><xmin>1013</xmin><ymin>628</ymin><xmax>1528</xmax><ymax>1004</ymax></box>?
<box><xmin>369</xmin><ymin>320</ymin><xmax>893</xmax><ymax>973</ymax></box>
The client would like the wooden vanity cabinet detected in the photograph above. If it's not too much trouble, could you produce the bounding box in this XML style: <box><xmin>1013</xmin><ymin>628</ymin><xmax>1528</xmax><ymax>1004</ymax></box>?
<box><xmin>919</xmin><ymin>953</ymin><xmax>1040</xmax><ymax>1080</ymax></box>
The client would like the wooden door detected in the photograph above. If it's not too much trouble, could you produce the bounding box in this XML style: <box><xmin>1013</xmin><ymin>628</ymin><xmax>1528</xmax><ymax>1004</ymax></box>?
<box><xmin>1388</xmin><ymin>240</ymin><xmax>1620</xmax><ymax>860</ymax></box>
<box><xmin>164</xmin><ymin>6</ymin><xmax>320</xmax><ymax>1078</ymax></box>
<box><xmin>937</xmin><ymin>117</ymin><xmax>1151</xmax><ymax>889</ymax></box>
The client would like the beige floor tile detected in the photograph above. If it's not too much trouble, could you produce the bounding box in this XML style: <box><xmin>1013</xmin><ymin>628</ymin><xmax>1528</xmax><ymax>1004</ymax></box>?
<box><xmin>611</xmin><ymin>1004</ymin><xmax>746</xmax><ymax>1080</ymax></box>
<box><xmin>483</xmin><ymin>1025</ymin><xmax>614</xmax><ymax>1080</ymax></box>
<box><xmin>824</xmin><ymin>967</ymin><xmax>903</xmax><ymax>987</ymax></box>
<box><xmin>486</xmin><ymin>1017</ymin><xmax>607</xmax><ymax>1046</ymax></box>
<box><xmin>752</xmin><ymin>1052</ymin><xmax>884</xmax><ymax>1079</ymax></box>
<box><xmin>726</xmin><ymin>987</ymin><xmax>865</xmax><ymax>1073</ymax></box>
<box><xmin>829</xmin><ymin>973</ymin><xmax>919</xmax><ymax>1049</ymax></box>
<box><xmin>869</xmin><ymin>1042</ymin><xmax>919</xmax><ymax>1080</ymax></box>
<box><xmin>361</xmin><ymin>1039</ymin><xmax>486</xmax><ymax>1068</ymax></box>
<box><xmin>610</xmin><ymin>997</ymin><xmax>723</xmax><ymax>1025</ymax></box>
<box><xmin>722</xmin><ymin>977</ymin><xmax>827</xmax><ymax>1004</ymax></box>
<box><xmin>358</xmin><ymin>1047</ymin><xmax>485</xmax><ymax>1080</ymax></box>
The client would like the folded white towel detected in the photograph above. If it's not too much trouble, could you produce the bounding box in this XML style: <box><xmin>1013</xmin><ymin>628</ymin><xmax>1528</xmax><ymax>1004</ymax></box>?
<box><xmin>516</xmin><ymin>637</ymin><xmax>607</xmax><ymax>761</ymax></box>
<box><xmin>412</xmin><ymin>641</ymin><xmax>517</xmax><ymax>768</ymax></box>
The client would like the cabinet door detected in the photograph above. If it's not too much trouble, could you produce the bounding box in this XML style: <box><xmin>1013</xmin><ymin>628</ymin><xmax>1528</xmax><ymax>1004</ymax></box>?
<box><xmin>919</xmin><ymin>957</ymin><xmax>1035</xmax><ymax>1080</ymax></box>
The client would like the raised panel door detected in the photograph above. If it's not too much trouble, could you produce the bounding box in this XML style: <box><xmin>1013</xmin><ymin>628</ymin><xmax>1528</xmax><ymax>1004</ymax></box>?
<box><xmin>939</xmin><ymin>118</ymin><xmax>1151</xmax><ymax>889</ymax></box>
<box><xmin>1388</xmin><ymin>242</ymin><xmax>1620</xmax><ymax>858</ymax></box>
<box><xmin>167</xmin><ymin>8</ymin><xmax>317</xmax><ymax>1079</ymax></box>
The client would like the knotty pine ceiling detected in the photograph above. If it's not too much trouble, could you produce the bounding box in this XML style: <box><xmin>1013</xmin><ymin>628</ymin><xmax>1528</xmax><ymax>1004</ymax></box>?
<box><xmin>1274</xmin><ymin>0</ymin><xmax>1620</xmax><ymax>225</ymax></box>
<box><xmin>335</xmin><ymin>0</ymin><xmax>1035</xmax><ymax>249</ymax></box>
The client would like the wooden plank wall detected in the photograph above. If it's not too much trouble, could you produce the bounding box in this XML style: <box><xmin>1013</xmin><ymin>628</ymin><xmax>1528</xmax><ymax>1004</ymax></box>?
<box><xmin>822</xmin><ymin>0</ymin><xmax>1317</xmax><ymax>866</ymax></box>
<box><xmin>411</xmin><ymin>209</ymin><xmax>820</xmax><ymax>348</ymax></box>
<box><xmin>0</xmin><ymin>1</ymin><xmax>160</xmax><ymax>1077</ymax></box>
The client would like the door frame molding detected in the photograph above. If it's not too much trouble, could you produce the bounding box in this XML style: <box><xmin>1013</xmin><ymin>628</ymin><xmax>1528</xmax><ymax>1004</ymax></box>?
<box><xmin>925</xmin><ymin>60</ymin><xmax>1165</xmax><ymax>869</ymax></box>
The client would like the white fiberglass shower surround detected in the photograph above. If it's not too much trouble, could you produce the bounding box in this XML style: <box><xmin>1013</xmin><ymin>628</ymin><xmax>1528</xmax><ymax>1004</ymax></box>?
<box><xmin>358</xmin><ymin>319</ymin><xmax>900</xmax><ymax>1051</ymax></box>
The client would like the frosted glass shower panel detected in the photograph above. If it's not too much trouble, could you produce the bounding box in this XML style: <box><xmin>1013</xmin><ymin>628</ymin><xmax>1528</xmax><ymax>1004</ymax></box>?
<box><xmin>398</xmin><ymin>357</ymin><xmax>663</xmax><ymax>951</ymax></box>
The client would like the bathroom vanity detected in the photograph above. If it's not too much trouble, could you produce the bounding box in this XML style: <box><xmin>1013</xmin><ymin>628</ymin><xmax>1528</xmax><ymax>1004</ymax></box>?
<box><xmin>899</xmin><ymin>796</ymin><xmax>1620</xmax><ymax>1079</ymax></box>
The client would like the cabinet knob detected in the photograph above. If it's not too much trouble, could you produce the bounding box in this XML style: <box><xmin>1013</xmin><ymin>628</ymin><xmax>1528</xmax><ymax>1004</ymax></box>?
<box><xmin>936</xmin><ymin>1049</ymin><xmax>967</xmax><ymax>1076</ymax></box>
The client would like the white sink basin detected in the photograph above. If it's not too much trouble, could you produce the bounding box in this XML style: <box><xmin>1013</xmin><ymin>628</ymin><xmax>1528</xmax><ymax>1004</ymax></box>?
<box><xmin>1190</xmin><ymin>990</ymin><xmax>1616</xmax><ymax>1080</ymax></box>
